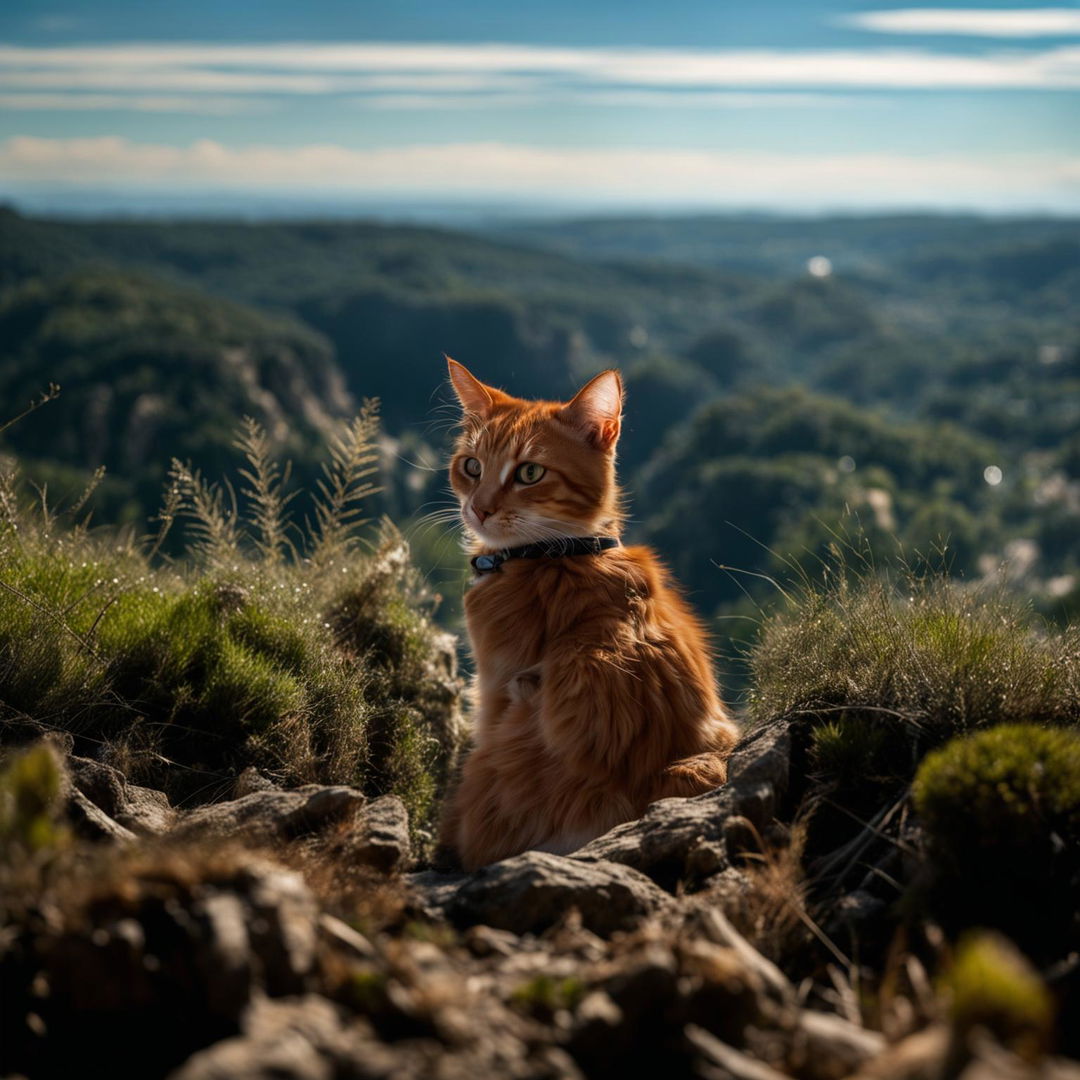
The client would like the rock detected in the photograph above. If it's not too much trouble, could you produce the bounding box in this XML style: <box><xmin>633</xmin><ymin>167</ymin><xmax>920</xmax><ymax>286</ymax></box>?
<box><xmin>20</xmin><ymin>858</ymin><xmax>322</xmax><ymax>1076</ymax></box>
<box><xmin>168</xmin><ymin>995</ymin><xmax>376</xmax><ymax>1080</ymax></box>
<box><xmin>197</xmin><ymin>892</ymin><xmax>255</xmax><ymax>1021</ymax></box>
<box><xmin>572</xmin><ymin>719</ymin><xmax>792</xmax><ymax>891</ymax></box>
<box><xmin>117</xmin><ymin>784</ymin><xmax>175</xmax><ymax>835</ymax></box>
<box><xmin>465</xmin><ymin>924</ymin><xmax>522</xmax><ymax>959</ymax></box>
<box><xmin>318</xmin><ymin>914</ymin><xmax>376</xmax><ymax>960</ymax></box>
<box><xmin>66</xmin><ymin>787</ymin><xmax>136</xmax><ymax>843</ymax></box>
<box><xmin>825</xmin><ymin>890</ymin><xmax>890</xmax><ymax>953</ymax></box>
<box><xmin>425</xmin><ymin>851</ymin><xmax>670</xmax><ymax>937</ymax></box>
<box><xmin>408</xmin><ymin>869</ymin><xmax>469</xmax><ymax>922</ymax></box>
<box><xmin>234</xmin><ymin>767</ymin><xmax>279</xmax><ymax>798</ymax></box>
<box><xmin>245</xmin><ymin>869</ymin><xmax>320</xmax><ymax>994</ymax></box>
<box><xmin>698</xmin><ymin>907</ymin><xmax>794</xmax><ymax>1006</ymax></box>
<box><xmin>170</xmin><ymin>785</ymin><xmax>366</xmax><ymax>845</ymax></box>
<box><xmin>68</xmin><ymin>754</ymin><xmax>175</xmax><ymax>835</ymax></box>
<box><xmin>353</xmin><ymin>795</ymin><xmax>411</xmax><ymax>873</ymax></box>
<box><xmin>69</xmin><ymin>755</ymin><xmax>127</xmax><ymax>816</ymax></box>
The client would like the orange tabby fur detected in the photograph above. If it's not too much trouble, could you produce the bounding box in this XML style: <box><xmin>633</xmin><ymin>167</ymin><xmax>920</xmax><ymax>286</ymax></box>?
<box><xmin>439</xmin><ymin>359</ymin><xmax>738</xmax><ymax>870</ymax></box>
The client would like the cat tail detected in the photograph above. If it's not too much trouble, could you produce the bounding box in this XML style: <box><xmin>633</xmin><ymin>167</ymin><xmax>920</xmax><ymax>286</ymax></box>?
<box><xmin>654</xmin><ymin>750</ymin><xmax>730</xmax><ymax>799</ymax></box>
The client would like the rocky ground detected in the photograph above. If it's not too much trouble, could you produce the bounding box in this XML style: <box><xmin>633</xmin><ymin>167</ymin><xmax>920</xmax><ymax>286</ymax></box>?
<box><xmin>2</xmin><ymin>719</ymin><xmax>1078</xmax><ymax>1080</ymax></box>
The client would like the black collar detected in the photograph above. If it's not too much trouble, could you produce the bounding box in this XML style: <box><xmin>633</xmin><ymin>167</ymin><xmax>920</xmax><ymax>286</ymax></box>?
<box><xmin>471</xmin><ymin>536</ymin><xmax>620</xmax><ymax>575</ymax></box>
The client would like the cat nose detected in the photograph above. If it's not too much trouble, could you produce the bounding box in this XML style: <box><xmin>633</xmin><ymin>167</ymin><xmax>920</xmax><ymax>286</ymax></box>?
<box><xmin>476</xmin><ymin>507</ymin><xmax>493</xmax><ymax>523</ymax></box>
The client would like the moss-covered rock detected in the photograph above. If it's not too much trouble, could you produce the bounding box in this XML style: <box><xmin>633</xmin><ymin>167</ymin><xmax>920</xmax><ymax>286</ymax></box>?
<box><xmin>913</xmin><ymin>724</ymin><xmax>1080</xmax><ymax>947</ymax></box>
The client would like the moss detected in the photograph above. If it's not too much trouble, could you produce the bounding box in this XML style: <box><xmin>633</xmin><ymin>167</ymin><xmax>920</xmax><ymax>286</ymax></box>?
<box><xmin>913</xmin><ymin>724</ymin><xmax>1080</xmax><ymax>947</ymax></box>
<box><xmin>914</xmin><ymin>724</ymin><xmax>1080</xmax><ymax>874</ymax></box>
<box><xmin>342</xmin><ymin>966</ymin><xmax>391</xmax><ymax>1014</ymax></box>
<box><xmin>946</xmin><ymin>932</ymin><xmax>1054</xmax><ymax>1061</ymax></box>
<box><xmin>0</xmin><ymin>742</ymin><xmax>70</xmax><ymax>853</ymax></box>
<box><xmin>401</xmin><ymin>920</ymin><xmax>457</xmax><ymax>947</ymax></box>
<box><xmin>510</xmin><ymin>975</ymin><xmax>586</xmax><ymax>1017</ymax></box>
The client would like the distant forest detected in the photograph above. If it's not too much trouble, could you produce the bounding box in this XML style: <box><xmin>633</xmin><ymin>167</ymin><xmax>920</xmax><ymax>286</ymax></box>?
<box><xmin>2</xmin><ymin>206</ymin><xmax>1078</xmax><ymax>648</ymax></box>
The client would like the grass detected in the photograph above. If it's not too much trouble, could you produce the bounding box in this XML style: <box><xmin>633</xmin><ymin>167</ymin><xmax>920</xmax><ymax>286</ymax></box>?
<box><xmin>748</xmin><ymin>552</ymin><xmax>1080</xmax><ymax>780</ymax></box>
<box><xmin>743</xmin><ymin>544</ymin><xmax>1080</xmax><ymax>966</ymax></box>
<box><xmin>0</xmin><ymin>404</ymin><xmax>464</xmax><ymax>840</ymax></box>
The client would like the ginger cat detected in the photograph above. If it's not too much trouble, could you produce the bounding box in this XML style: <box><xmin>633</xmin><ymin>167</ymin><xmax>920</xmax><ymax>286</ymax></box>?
<box><xmin>439</xmin><ymin>359</ymin><xmax>738</xmax><ymax>870</ymax></box>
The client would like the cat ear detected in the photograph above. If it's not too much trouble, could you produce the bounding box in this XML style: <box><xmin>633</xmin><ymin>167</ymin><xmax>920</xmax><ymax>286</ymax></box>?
<box><xmin>446</xmin><ymin>356</ymin><xmax>497</xmax><ymax>416</ymax></box>
<box><xmin>560</xmin><ymin>369</ymin><xmax>622</xmax><ymax>451</ymax></box>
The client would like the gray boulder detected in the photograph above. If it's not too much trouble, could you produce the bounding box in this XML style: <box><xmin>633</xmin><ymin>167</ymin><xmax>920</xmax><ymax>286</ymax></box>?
<box><xmin>68</xmin><ymin>754</ymin><xmax>176</xmax><ymax>835</ymax></box>
<box><xmin>169</xmin><ymin>785</ymin><xmax>366</xmax><ymax>845</ymax></box>
<box><xmin>351</xmin><ymin>794</ymin><xmax>411</xmax><ymax>873</ymax></box>
<box><xmin>66</xmin><ymin>787</ymin><xmax>136</xmax><ymax>843</ymax></box>
<box><xmin>572</xmin><ymin>719</ymin><xmax>791</xmax><ymax>891</ymax></box>
<box><xmin>421</xmin><ymin>850</ymin><xmax>670</xmax><ymax>937</ymax></box>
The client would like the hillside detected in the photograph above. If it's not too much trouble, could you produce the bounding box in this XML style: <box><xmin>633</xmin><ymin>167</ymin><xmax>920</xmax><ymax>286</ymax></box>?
<box><xmin>1</xmin><ymin>207</ymin><xmax>1078</xmax><ymax>626</ymax></box>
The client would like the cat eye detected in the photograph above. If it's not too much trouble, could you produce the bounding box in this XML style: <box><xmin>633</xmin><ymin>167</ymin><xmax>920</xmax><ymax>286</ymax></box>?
<box><xmin>463</xmin><ymin>457</ymin><xmax>482</xmax><ymax>478</ymax></box>
<box><xmin>515</xmin><ymin>462</ymin><xmax>546</xmax><ymax>485</ymax></box>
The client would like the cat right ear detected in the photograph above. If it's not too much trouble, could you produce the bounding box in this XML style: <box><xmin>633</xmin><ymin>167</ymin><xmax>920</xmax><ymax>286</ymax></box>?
<box><xmin>447</xmin><ymin>356</ymin><xmax>496</xmax><ymax>416</ymax></box>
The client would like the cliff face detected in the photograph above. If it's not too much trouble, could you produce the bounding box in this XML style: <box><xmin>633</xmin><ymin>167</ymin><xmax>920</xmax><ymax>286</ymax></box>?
<box><xmin>0</xmin><ymin>270</ymin><xmax>352</xmax><ymax>504</ymax></box>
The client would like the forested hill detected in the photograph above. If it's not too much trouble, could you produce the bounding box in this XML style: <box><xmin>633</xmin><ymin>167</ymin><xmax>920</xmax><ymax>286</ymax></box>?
<box><xmin>1</xmin><ymin>206</ymin><xmax>1078</xmax><ymax>625</ymax></box>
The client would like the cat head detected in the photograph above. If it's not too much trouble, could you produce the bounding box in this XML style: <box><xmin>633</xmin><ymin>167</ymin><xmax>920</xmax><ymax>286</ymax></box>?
<box><xmin>446</xmin><ymin>358</ymin><xmax>624</xmax><ymax>549</ymax></box>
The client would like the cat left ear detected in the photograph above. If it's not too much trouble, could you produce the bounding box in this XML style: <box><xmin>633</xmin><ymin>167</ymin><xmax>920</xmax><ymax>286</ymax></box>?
<box><xmin>560</xmin><ymin>369</ymin><xmax>622</xmax><ymax>451</ymax></box>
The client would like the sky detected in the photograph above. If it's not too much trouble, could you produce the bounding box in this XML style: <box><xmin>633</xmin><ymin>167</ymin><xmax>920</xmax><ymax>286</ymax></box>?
<box><xmin>1</xmin><ymin>1</ymin><xmax>1078</xmax><ymax>215</ymax></box>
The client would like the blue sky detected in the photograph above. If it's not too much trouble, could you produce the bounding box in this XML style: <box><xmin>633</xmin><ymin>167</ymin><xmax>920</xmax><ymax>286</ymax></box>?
<box><xmin>1</xmin><ymin>1</ymin><xmax>1078</xmax><ymax>213</ymax></box>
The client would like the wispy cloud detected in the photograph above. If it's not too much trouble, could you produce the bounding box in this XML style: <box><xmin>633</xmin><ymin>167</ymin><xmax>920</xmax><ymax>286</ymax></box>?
<box><xmin>1</xmin><ymin>41</ymin><xmax>1079</xmax><ymax>99</ymax></box>
<box><xmin>0</xmin><ymin>93</ymin><xmax>263</xmax><ymax>113</ymax></box>
<box><xmin>2</xmin><ymin>135</ymin><xmax>1076</xmax><ymax>211</ymax></box>
<box><xmin>362</xmin><ymin>90</ymin><xmax>870</xmax><ymax>111</ymax></box>
<box><xmin>842</xmin><ymin>8</ymin><xmax>1080</xmax><ymax>39</ymax></box>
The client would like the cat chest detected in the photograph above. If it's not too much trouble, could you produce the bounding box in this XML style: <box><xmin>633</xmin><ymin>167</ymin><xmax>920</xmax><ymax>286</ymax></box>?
<box><xmin>466</xmin><ymin>579</ymin><xmax>545</xmax><ymax>658</ymax></box>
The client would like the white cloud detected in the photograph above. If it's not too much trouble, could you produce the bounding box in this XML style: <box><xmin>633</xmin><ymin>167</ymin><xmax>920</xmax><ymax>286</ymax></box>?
<box><xmin>2</xmin><ymin>135</ymin><xmax>1076</xmax><ymax>211</ymax></box>
<box><xmin>1</xmin><ymin>41</ymin><xmax>1079</xmax><ymax>96</ymax></box>
<box><xmin>843</xmin><ymin>8</ymin><xmax>1080</xmax><ymax>38</ymax></box>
